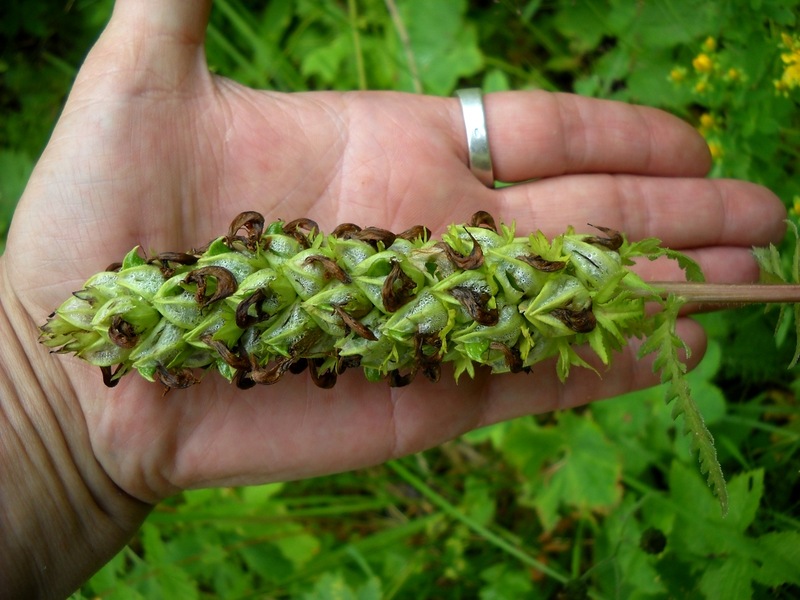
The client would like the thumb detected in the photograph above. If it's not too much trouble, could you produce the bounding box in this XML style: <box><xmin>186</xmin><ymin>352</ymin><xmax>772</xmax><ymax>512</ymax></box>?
<box><xmin>82</xmin><ymin>0</ymin><xmax>213</xmax><ymax>94</ymax></box>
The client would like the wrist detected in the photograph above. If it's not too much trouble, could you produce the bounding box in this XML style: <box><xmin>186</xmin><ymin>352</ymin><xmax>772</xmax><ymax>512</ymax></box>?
<box><xmin>0</xmin><ymin>262</ymin><xmax>151</xmax><ymax>598</ymax></box>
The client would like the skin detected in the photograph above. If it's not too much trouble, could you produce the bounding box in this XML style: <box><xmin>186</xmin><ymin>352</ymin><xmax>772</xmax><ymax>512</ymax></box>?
<box><xmin>0</xmin><ymin>0</ymin><xmax>787</xmax><ymax>597</ymax></box>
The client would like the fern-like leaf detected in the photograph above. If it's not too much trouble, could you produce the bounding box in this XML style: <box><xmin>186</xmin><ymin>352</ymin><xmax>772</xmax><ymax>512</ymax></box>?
<box><xmin>639</xmin><ymin>295</ymin><xmax>729</xmax><ymax>515</ymax></box>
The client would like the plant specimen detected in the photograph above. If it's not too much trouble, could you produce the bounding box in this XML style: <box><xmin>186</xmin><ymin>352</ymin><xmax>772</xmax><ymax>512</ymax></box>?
<box><xmin>40</xmin><ymin>211</ymin><xmax>800</xmax><ymax>512</ymax></box>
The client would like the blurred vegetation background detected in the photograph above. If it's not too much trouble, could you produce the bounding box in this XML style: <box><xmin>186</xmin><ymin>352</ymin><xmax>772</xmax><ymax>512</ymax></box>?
<box><xmin>2</xmin><ymin>1</ymin><xmax>800</xmax><ymax>598</ymax></box>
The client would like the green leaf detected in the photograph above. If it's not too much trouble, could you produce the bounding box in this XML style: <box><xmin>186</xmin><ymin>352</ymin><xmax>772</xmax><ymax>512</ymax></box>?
<box><xmin>592</xmin><ymin>496</ymin><xmax>667</xmax><ymax>598</ymax></box>
<box><xmin>482</xmin><ymin>68</ymin><xmax>511</xmax><ymax>93</ymax></box>
<box><xmin>301</xmin><ymin>34</ymin><xmax>352</xmax><ymax>85</ymax></box>
<box><xmin>479</xmin><ymin>563</ymin><xmax>534</xmax><ymax>599</ymax></box>
<box><xmin>139</xmin><ymin>524</ymin><xmax>200</xmax><ymax>599</ymax></box>
<box><xmin>662</xmin><ymin>248</ymin><xmax>705</xmax><ymax>282</ymax></box>
<box><xmin>754</xmin><ymin>531</ymin><xmax>800</xmax><ymax>586</ymax></box>
<box><xmin>461</xmin><ymin>476</ymin><xmax>496</xmax><ymax>527</ymax></box>
<box><xmin>698</xmin><ymin>557</ymin><xmax>755</xmax><ymax>600</ymax></box>
<box><xmin>150</xmin><ymin>564</ymin><xmax>200</xmax><ymax>600</ymax></box>
<box><xmin>85</xmin><ymin>548</ymin><xmax>131</xmax><ymax>597</ymax></box>
<box><xmin>553</xmin><ymin>0</ymin><xmax>608</xmax><ymax>52</ymax></box>
<box><xmin>121</xmin><ymin>246</ymin><xmax>147</xmax><ymax>269</ymax></box>
<box><xmin>303</xmin><ymin>572</ymin><xmax>382</xmax><ymax>600</ymax></box>
<box><xmin>0</xmin><ymin>150</ymin><xmax>33</xmax><ymax>249</ymax></box>
<box><xmin>639</xmin><ymin>296</ymin><xmax>728</xmax><ymax>514</ymax></box>
<box><xmin>500</xmin><ymin>414</ymin><xmax>622</xmax><ymax>531</ymax></box>
<box><xmin>140</xmin><ymin>523</ymin><xmax>166</xmax><ymax>562</ymax></box>
<box><xmin>669</xmin><ymin>464</ymin><xmax>764</xmax><ymax>554</ymax></box>
<box><xmin>240</xmin><ymin>482</ymin><xmax>285</xmax><ymax>503</ymax></box>
<box><xmin>398</xmin><ymin>0</ymin><xmax>483</xmax><ymax>95</ymax></box>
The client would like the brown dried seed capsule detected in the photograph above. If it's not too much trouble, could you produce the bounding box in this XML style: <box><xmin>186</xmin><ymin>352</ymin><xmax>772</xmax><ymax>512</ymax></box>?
<box><xmin>283</xmin><ymin>218</ymin><xmax>319</xmax><ymax>248</ymax></box>
<box><xmin>155</xmin><ymin>365</ymin><xmax>200</xmax><ymax>390</ymax></box>
<box><xmin>415</xmin><ymin>332</ymin><xmax>442</xmax><ymax>358</ymax></box>
<box><xmin>449</xmin><ymin>286</ymin><xmax>499</xmax><ymax>326</ymax></box>
<box><xmin>415</xmin><ymin>333</ymin><xmax>443</xmax><ymax>383</ymax></box>
<box><xmin>108</xmin><ymin>315</ymin><xmax>138</xmax><ymax>349</ymax></box>
<box><xmin>333</xmin><ymin>304</ymin><xmax>377</xmax><ymax>340</ymax></box>
<box><xmin>234</xmin><ymin>369</ymin><xmax>257</xmax><ymax>390</ymax></box>
<box><xmin>303</xmin><ymin>255</ymin><xmax>352</xmax><ymax>283</ymax></box>
<box><xmin>235</xmin><ymin>288</ymin><xmax>271</xmax><ymax>328</ymax></box>
<box><xmin>441</xmin><ymin>229</ymin><xmax>484</xmax><ymax>270</ymax></box>
<box><xmin>381</xmin><ymin>259</ymin><xmax>417</xmax><ymax>313</ymax></box>
<box><xmin>518</xmin><ymin>254</ymin><xmax>567</xmax><ymax>272</ymax></box>
<box><xmin>397</xmin><ymin>225</ymin><xmax>431</xmax><ymax>242</ymax></box>
<box><xmin>105</xmin><ymin>262</ymin><xmax>123</xmax><ymax>273</ymax></box>
<box><xmin>226</xmin><ymin>211</ymin><xmax>265</xmax><ymax>250</ymax></box>
<box><xmin>190</xmin><ymin>237</ymin><xmax>219</xmax><ymax>255</ymax></box>
<box><xmin>183</xmin><ymin>266</ymin><xmax>238</xmax><ymax>308</ymax></box>
<box><xmin>201</xmin><ymin>335</ymin><xmax>250</xmax><ymax>369</ymax></box>
<box><xmin>153</xmin><ymin>252</ymin><xmax>200</xmax><ymax>266</ymax></box>
<box><xmin>421</xmin><ymin>362</ymin><xmax>441</xmax><ymax>383</ymax></box>
<box><xmin>289</xmin><ymin>358</ymin><xmax>308</xmax><ymax>374</ymax></box>
<box><xmin>332</xmin><ymin>223</ymin><xmax>362</xmax><ymax>238</ymax></box>
<box><xmin>337</xmin><ymin>355</ymin><xmax>361</xmax><ymax>373</ymax></box>
<box><xmin>388</xmin><ymin>368</ymin><xmax>416</xmax><ymax>387</ymax></box>
<box><xmin>351</xmin><ymin>227</ymin><xmax>396</xmax><ymax>249</ymax></box>
<box><xmin>469</xmin><ymin>210</ymin><xmax>497</xmax><ymax>232</ymax></box>
<box><xmin>309</xmin><ymin>358</ymin><xmax>337</xmax><ymax>389</ymax></box>
<box><xmin>584</xmin><ymin>224</ymin><xmax>623</xmax><ymax>251</ymax></box>
<box><xmin>100</xmin><ymin>365</ymin><xmax>123</xmax><ymax>388</ymax></box>
<box><xmin>248</xmin><ymin>355</ymin><xmax>297</xmax><ymax>385</ymax></box>
<box><xmin>149</xmin><ymin>252</ymin><xmax>200</xmax><ymax>278</ymax></box>
<box><xmin>551</xmin><ymin>305</ymin><xmax>597</xmax><ymax>333</ymax></box>
<box><xmin>489</xmin><ymin>341</ymin><xmax>525</xmax><ymax>373</ymax></box>
<box><xmin>283</xmin><ymin>217</ymin><xmax>319</xmax><ymax>234</ymax></box>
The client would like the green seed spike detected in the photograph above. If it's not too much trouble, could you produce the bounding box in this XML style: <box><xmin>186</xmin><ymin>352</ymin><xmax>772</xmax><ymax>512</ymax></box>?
<box><xmin>39</xmin><ymin>211</ymin><xmax>687</xmax><ymax>391</ymax></box>
<box><xmin>40</xmin><ymin>210</ymin><xmax>738</xmax><ymax>513</ymax></box>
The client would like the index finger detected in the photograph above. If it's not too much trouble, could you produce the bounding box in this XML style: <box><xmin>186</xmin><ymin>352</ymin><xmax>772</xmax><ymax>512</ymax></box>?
<box><xmin>466</xmin><ymin>91</ymin><xmax>712</xmax><ymax>183</ymax></box>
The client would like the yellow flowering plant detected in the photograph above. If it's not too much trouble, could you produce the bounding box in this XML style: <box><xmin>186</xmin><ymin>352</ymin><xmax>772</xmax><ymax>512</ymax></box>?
<box><xmin>776</xmin><ymin>32</ymin><xmax>800</xmax><ymax>94</ymax></box>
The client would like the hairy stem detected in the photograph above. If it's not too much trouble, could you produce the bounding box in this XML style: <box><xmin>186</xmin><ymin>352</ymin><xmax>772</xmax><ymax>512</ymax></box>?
<box><xmin>645</xmin><ymin>282</ymin><xmax>800</xmax><ymax>306</ymax></box>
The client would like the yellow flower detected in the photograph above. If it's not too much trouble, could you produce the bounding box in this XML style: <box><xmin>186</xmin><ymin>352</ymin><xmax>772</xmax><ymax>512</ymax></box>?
<box><xmin>779</xmin><ymin>62</ymin><xmax>800</xmax><ymax>89</ymax></box>
<box><xmin>699</xmin><ymin>113</ymin><xmax>716</xmax><ymax>133</ymax></box>
<box><xmin>669</xmin><ymin>67</ymin><xmax>687</xmax><ymax>83</ymax></box>
<box><xmin>777</xmin><ymin>32</ymin><xmax>800</xmax><ymax>93</ymax></box>
<box><xmin>693</xmin><ymin>53</ymin><xmax>714</xmax><ymax>73</ymax></box>
<box><xmin>695</xmin><ymin>79</ymin><xmax>709</xmax><ymax>93</ymax></box>
<box><xmin>702</xmin><ymin>37</ymin><xmax>717</xmax><ymax>53</ymax></box>
<box><xmin>792</xmin><ymin>196</ymin><xmax>800</xmax><ymax>217</ymax></box>
<box><xmin>725</xmin><ymin>68</ymin><xmax>742</xmax><ymax>82</ymax></box>
<box><xmin>707</xmin><ymin>140</ymin><xmax>723</xmax><ymax>160</ymax></box>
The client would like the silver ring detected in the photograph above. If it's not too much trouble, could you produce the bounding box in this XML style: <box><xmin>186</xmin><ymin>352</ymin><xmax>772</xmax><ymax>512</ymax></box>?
<box><xmin>455</xmin><ymin>88</ymin><xmax>495</xmax><ymax>188</ymax></box>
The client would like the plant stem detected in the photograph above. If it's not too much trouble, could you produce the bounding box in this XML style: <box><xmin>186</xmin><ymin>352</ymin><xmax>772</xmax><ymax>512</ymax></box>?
<box><xmin>348</xmin><ymin>0</ymin><xmax>367</xmax><ymax>90</ymax></box>
<box><xmin>384</xmin><ymin>0</ymin><xmax>422</xmax><ymax>93</ymax></box>
<box><xmin>643</xmin><ymin>282</ymin><xmax>800</xmax><ymax>306</ymax></box>
<box><xmin>387</xmin><ymin>460</ymin><xmax>570</xmax><ymax>584</ymax></box>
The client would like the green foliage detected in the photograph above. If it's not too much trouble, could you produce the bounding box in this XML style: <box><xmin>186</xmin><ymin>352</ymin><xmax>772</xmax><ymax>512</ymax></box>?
<box><xmin>639</xmin><ymin>295</ymin><xmax>728</xmax><ymax>515</ymax></box>
<box><xmin>755</xmin><ymin>221</ymin><xmax>800</xmax><ymax>367</ymax></box>
<box><xmin>205</xmin><ymin>0</ymin><xmax>483</xmax><ymax>93</ymax></box>
<box><xmin>4</xmin><ymin>1</ymin><xmax>799</xmax><ymax>598</ymax></box>
<box><xmin>0</xmin><ymin>149</ymin><xmax>31</xmax><ymax>255</ymax></box>
<box><xmin>0</xmin><ymin>0</ymin><xmax>113</xmax><ymax>251</ymax></box>
<box><xmin>499</xmin><ymin>412</ymin><xmax>624</xmax><ymax>531</ymax></box>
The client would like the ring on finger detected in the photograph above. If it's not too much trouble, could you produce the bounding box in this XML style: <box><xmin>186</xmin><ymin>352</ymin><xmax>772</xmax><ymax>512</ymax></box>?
<box><xmin>455</xmin><ymin>88</ymin><xmax>495</xmax><ymax>188</ymax></box>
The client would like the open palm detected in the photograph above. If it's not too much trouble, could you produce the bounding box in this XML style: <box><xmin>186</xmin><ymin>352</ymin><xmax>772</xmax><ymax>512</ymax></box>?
<box><xmin>0</xmin><ymin>2</ymin><xmax>785</xmax><ymax>594</ymax></box>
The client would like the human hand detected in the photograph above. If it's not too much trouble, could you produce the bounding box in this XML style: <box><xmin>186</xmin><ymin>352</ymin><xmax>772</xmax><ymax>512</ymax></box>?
<box><xmin>0</xmin><ymin>0</ymin><xmax>785</xmax><ymax>595</ymax></box>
